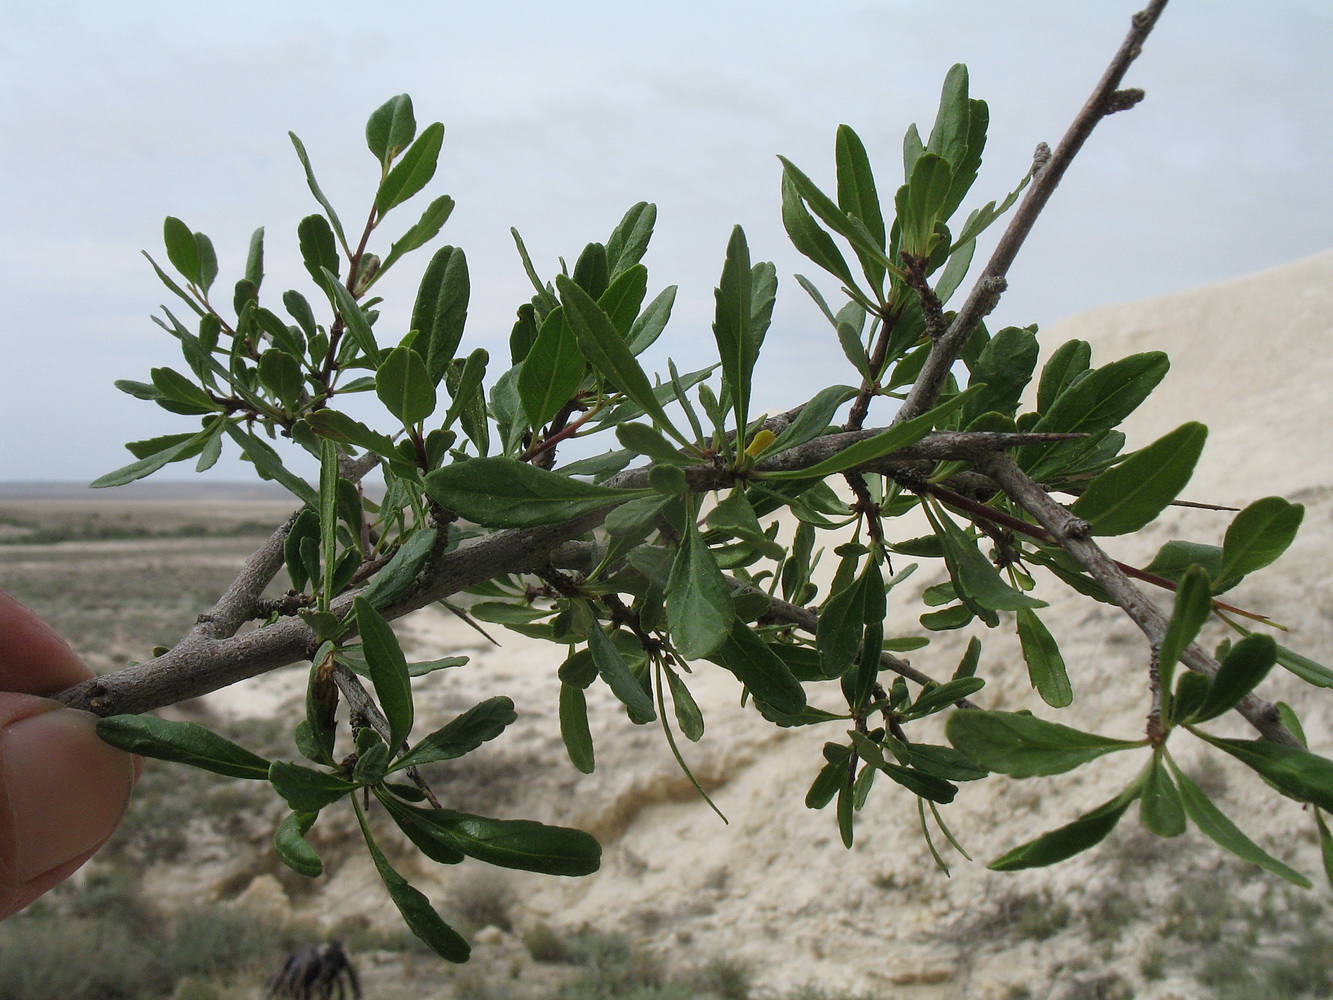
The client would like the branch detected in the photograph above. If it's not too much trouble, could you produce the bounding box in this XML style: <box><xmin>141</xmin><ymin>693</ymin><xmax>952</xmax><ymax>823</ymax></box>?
<box><xmin>894</xmin><ymin>0</ymin><xmax>1170</xmax><ymax>424</ymax></box>
<box><xmin>975</xmin><ymin>452</ymin><xmax>1299</xmax><ymax>747</ymax></box>
<box><xmin>51</xmin><ymin>429</ymin><xmax>1056</xmax><ymax>716</ymax></box>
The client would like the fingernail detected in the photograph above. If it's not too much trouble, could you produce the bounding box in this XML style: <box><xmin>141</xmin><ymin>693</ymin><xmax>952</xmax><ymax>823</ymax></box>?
<box><xmin>1</xmin><ymin>707</ymin><xmax>136</xmax><ymax>884</ymax></box>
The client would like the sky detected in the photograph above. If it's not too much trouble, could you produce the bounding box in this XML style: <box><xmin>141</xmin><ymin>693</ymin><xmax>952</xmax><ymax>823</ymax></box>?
<box><xmin>1</xmin><ymin>1</ymin><xmax>1330</xmax><ymax>483</ymax></box>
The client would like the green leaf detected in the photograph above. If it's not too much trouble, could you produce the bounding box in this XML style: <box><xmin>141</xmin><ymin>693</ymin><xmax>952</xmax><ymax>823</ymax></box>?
<box><xmin>616</xmin><ymin>422</ymin><xmax>690</xmax><ymax>465</ymax></box>
<box><xmin>663</xmin><ymin>666</ymin><xmax>705</xmax><ymax>742</ymax></box>
<box><xmin>780</xmin><ymin>173</ymin><xmax>860</xmax><ymax>293</ymax></box>
<box><xmin>1191</xmin><ymin>634</ymin><xmax>1276</xmax><ymax>724</ymax></box>
<box><xmin>946</xmin><ymin>709</ymin><xmax>1141</xmax><ymax>778</ymax></box>
<box><xmin>306</xmin><ymin>409</ymin><xmax>398</xmax><ymax>458</ymax></box>
<box><xmin>778</xmin><ymin>155</ymin><xmax>897</xmax><ymax>284</ymax></box>
<box><xmin>1139</xmin><ymin>749</ymin><xmax>1187</xmax><ymax>837</ymax></box>
<box><xmin>847</xmin><ymin>732</ymin><xmax>956</xmax><ymax>803</ymax></box>
<box><xmin>1016</xmin><ymin>608</ymin><xmax>1072</xmax><ymax>707</ymax></box>
<box><xmin>377</xmin><ymin>345</ymin><xmax>437</xmax><ymax>427</ymax></box>
<box><xmin>1316</xmin><ymin>810</ymin><xmax>1333</xmax><ymax>889</ymax></box>
<box><xmin>354</xmin><ymin>597</ymin><xmax>414</xmax><ymax>750</ymax></box>
<box><xmin>359</xmin><ymin>528</ymin><xmax>438</xmax><ymax>609</ymax></box>
<box><xmin>258</xmin><ymin>349</ymin><xmax>304</xmax><ymax>409</ymax></box>
<box><xmin>225</xmin><ymin>424</ymin><xmax>319</xmax><ymax>507</ymax></box>
<box><xmin>96</xmin><ymin>714</ymin><xmax>272</xmax><ymax>779</ymax></box>
<box><xmin>321</xmin><ymin>266</ymin><xmax>379</xmax><ymax>363</ymax></box>
<box><xmin>298</xmin><ymin>214</ymin><xmax>340</xmax><ymax>286</ymax></box>
<box><xmin>380</xmin><ymin>797</ymin><xmax>601</xmax><ymax>877</ymax></box>
<box><xmin>962</xmin><ymin>326</ymin><xmax>1038</xmax><ymax>424</ymax></box>
<box><xmin>150</xmin><ymin>366</ymin><xmax>216</xmax><ymax>413</ymax></box>
<box><xmin>392</xmin><ymin>696</ymin><xmax>517</xmax><ymax>771</ymax></box>
<box><xmin>625</xmin><ymin>285</ymin><xmax>678</xmax><ymax>356</ymax></box>
<box><xmin>587</xmin><ymin>624</ymin><xmax>656</xmax><ymax>721</ymax></box>
<box><xmin>712</xmin><ymin>225</ymin><xmax>762</xmax><ymax>433</ymax></box>
<box><xmin>268</xmin><ymin>760</ymin><xmax>358</xmax><ymax>812</ymax></box>
<box><xmin>763</xmin><ymin>386</ymin><xmax>977</xmax><ymax>481</ymax></box>
<box><xmin>1166</xmin><ymin>754</ymin><xmax>1311</xmax><ymax>886</ymax></box>
<box><xmin>835</xmin><ymin>125</ymin><xmax>886</xmax><ymax>287</ymax></box>
<box><xmin>355</xmin><ymin>801</ymin><xmax>471</xmax><ymax>962</ymax></box>
<box><xmin>423</xmin><ymin>457</ymin><xmax>650</xmax><ymax>528</ymax></box>
<box><xmin>410</xmin><ymin>245</ymin><xmax>470</xmax><ymax>384</ymax></box>
<box><xmin>366</xmin><ymin>93</ymin><xmax>416</xmax><ymax>164</ymax></box>
<box><xmin>443</xmin><ymin>347</ymin><xmax>489</xmax><ymax>445</ymax></box>
<box><xmin>769</xmin><ymin>385</ymin><xmax>858</xmax><ymax>454</ymax></box>
<box><xmin>1197</xmin><ymin>733</ymin><xmax>1333</xmax><ymax>812</ymax></box>
<box><xmin>162</xmin><ymin>216</ymin><xmax>200</xmax><ymax>284</ymax></box>
<box><xmin>710</xmin><ymin>617</ymin><xmax>806</xmax><ymax>716</ymax></box>
<box><xmin>376</xmin><ymin>121</ymin><xmax>444</xmax><ymax>213</ymax></box>
<box><xmin>1071</xmin><ymin>423</ymin><xmax>1208</xmax><ymax>535</ymax></box>
<box><xmin>988</xmin><ymin>780</ymin><xmax>1142</xmax><ymax>871</ymax></box>
<box><xmin>381</xmin><ymin>195</ymin><xmax>455</xmax><ymax>274</ymax></box>
<box><xmin>560</xmin><ymin>683</ymin><xmax>596</xmax><ymax>773</ymax></box>
<box><xmin>926</xmin><ymin>500</ymin><xmax>1045</xmax><ymax>612</ymax></box>
<box><xmin>518</xmin><ymin>307</ymin><xmax>583</xmax><ymax>430</ymax></box>
<box><xmin>1275</xmin><ymin>643</ymin><xmax>1333</xmax><ymax>689</ymax></box>
<box><xmin>902</xmin><ymin>677</ymin><xmax>986</xmax><ymax>720</ymax></box>
<box><xmin>816</xmin><ymin>562</ymin><xmax>867</xmax><ymax>679</ymax></box>
<box><xmin>667</xmin><ymin>513</ymin><xmax>734</xmax><ymax>661</ymax></box>
<box><xmin>193</xmin><ymin>231</ymin><xmax>218</xmax><ymax>294</ymax></box>
<box><xmin>1157</xmin><ymin>565</ymin><xmax>1213</xmax><ymax>702</ymax></box>
<box><xmin>1218</xmin><ymin>497</ymin><xmax>1305</xmax><ymax>582</ymax></box>
<box><xmin>556</xmin><ymin>275</ymin><xmax>688</xmax><ymax>447</ymax></box>
<box><xmin>288</xmin><ymin>133</ymin><xmax>349</xmax><ymax>252</ymax></box>
<box><xmin>275</xmin><ymin>812</ymin><xmax>323</xmax><ymax>878</ymax></box>
<box><xmin>92</xmin><ymin>421</ymin><xmax>222</xmax><ymax>488</ymax></box>
<box><xmin>1023</xmin><ymin>352</ymin><xmax>1170</xmax><ymax>479</ymax></box>
<box><xmin>605</xmin><ymin>202</ymin><xmax>656</xmax><ymax>279</ymax></box>
<box><xmin>1037</xmin><ymin>339</ymin><xmax>1092</xmax><ymax>414</ymax></box>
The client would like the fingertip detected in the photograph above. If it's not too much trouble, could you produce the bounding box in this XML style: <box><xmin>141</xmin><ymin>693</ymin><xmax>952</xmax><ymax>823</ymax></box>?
<box><xmin>0</xmin><ymin>589</ymin><xmax>93</xmax><ymax>694</ymax></box>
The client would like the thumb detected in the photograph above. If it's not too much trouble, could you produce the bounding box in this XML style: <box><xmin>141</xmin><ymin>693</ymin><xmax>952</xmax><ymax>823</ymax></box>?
<box><xmin>0</xmin><ymin>695</ymin><xmax>139</xmax><ymax>918</ymax></box>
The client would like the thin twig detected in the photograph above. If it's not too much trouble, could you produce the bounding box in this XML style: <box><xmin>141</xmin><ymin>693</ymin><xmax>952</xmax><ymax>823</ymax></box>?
<box><xmin>52</xmin><ymin>427</ymin><xmax>1034</xmax><ymax>716</ymax></box>
<box><xmin>894</xmin><ymin>0</ymin><xmax>1170</xmax><ymax>425</ymax></box>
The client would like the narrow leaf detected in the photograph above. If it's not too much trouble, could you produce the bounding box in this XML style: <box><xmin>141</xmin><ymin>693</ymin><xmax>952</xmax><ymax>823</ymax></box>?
<box><xmin>946</xmin><ymin>709</ymin><xmax>1141</xmax><ymax>778</ymax></box>
<box><xmin>560</xmin><ymin>683</ymin><xmax>596</xmax><ymax>773</ymax></box>
<box><xmin>1016</xmin><ymin>608</ymin><xmax>1072</xmax><ymax>707</ymax></box>
<box><xmin>392</xmin><ymin>696</ymin><xmax>517</xmax><ymax>771</ymax></box>
<box><xmin>1071</xmin><ymin>423</ymin><xmax>1208</xmax><ymax>535</ymax></box>
<box><xmin>423</xmin><ymin>457</ymin><xmax>650</xmax><ymax>528</ymax></box>
<box><xmin>667</xmin><ymin>513</ymin><xmax>733</xmax><ymax>661</ymax></box>
<box><xmin>354</xmin><ymin>597</ymin><xmax>414</xmax><ymax>749</ymax></box>
<box><xmin>556</xmin><ymin>275</ymin><xmax>688</xmax><ymax>446</ymax></box>
<box><xmin>1167</xmin><ymin>754</ymin><xmax>1311</xmax><ymax>886</ymax></box>
<box><xmin>268</xmin><ymin>760</ymin><xmax>358</xmax><ymax>812</ymax></box>
<box><xmin>376</xmin><ymin>121</ymin><xmax>444</xmax><ymax>213</ymax></box>
<box><xmin>96</xmin><ymin>715</ymin><xmax>271</xmax><ymax>779</ymax></box>
<box><xmin>355</xmin><ymin>802</ymin><xmax>470</xmax><ymax>962</ymax></box>
<box><xmin>587</xmin><ymin>624</ymin><xmax>656</xmax><ymax>721</ymax></box>
<box><xmin>988</xmin><ymin>782</ymin><xmax>1141</xmax><ymax>871</ymax></box>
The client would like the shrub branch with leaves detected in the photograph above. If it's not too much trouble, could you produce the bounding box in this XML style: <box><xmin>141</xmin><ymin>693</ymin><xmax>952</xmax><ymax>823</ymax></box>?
<box><xmin>47</xmin><ymin>0</ymin><xmax>1333</xmax><ymax>959</ymax></box>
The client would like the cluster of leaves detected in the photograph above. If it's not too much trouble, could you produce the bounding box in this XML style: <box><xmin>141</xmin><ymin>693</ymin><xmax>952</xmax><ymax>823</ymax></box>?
<box><xmin>92</xmin><ymin>67</ymin><xmax>1333</xmax><ymax>961</ymax></box>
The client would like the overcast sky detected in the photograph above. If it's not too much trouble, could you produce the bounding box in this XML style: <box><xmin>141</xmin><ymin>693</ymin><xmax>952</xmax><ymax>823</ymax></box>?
<box><xmin>2</xmin><ymin>1</ymin><xmax>1329</xmax><ymax>483</ymax></box>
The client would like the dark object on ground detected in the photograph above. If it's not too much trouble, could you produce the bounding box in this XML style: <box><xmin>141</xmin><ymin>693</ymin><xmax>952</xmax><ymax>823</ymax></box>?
<box><xmin>263</xmin><ymin>940</ymin><xmax>362</xmax><ymax>1000</ymax></box>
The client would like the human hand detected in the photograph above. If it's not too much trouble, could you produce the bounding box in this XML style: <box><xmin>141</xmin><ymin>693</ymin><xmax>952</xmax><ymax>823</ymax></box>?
<box><xmin>0</xmin><ymin>588</ymin><xmax>140</xmax><ymax>918</ymax></box>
